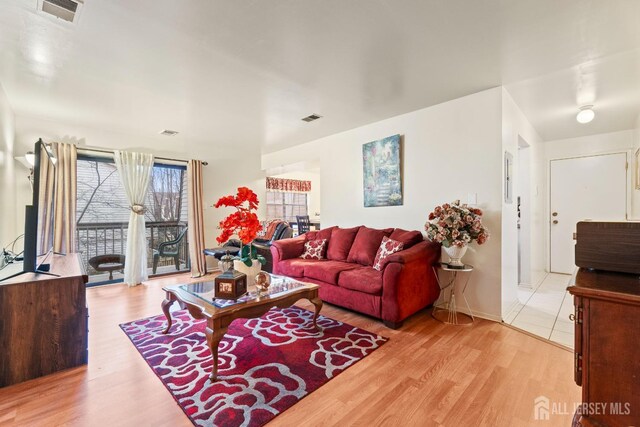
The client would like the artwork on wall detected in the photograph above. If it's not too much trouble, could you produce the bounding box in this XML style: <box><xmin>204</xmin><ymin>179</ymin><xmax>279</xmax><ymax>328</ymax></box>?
<box><xmin>504</xmin><ymin>150</ymin><xmax>514</xmax><ymax>204</ymax></box>
<box><xmin>362</xmin><ymin>134</ymin><xmax>403</xmax><ymax>207</ymax></box>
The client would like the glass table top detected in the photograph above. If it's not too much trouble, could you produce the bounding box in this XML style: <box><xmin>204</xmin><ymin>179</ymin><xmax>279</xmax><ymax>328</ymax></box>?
<box><xmin>179</xmin><ymin>274</ymin><xmax>308</xmax><ymax>309</ymax></box>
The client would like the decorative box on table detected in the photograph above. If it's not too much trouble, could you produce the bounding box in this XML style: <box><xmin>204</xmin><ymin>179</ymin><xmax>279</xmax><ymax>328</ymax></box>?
<box><xmin>214</xmin><ymin>270</ymin><xmax>247</xmax><ymax>299</ymax></box>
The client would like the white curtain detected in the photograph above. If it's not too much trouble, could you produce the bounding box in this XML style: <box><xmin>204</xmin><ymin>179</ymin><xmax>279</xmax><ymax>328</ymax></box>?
<box><xmin>114</xmin><ymin>150</ymin><xmax>154</xmax><ymax>286</ymax></box>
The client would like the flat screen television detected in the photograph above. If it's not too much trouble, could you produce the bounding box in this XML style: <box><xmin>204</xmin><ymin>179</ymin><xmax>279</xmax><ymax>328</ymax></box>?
<box><xmin>1</xmin><ymin>139</ymin><xmax>57</xmax><ymax>282</ymax></box>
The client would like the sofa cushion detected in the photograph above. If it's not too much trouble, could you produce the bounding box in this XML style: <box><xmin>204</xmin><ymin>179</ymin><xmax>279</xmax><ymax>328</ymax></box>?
<box><xmin>277</xmin><ymin>258</ymin><xmax>315</xmax><ymax>277</ymax></box>
<box><xmin>338</xmin><ymin>267</ymin><xmax>383</xmax><ymax>295</ymax></box>
<box><xmin>389</xmin><ymin>228</ymin><xmax>423</xmax><ymax>249</ymax></box>
<box><xmin>304</xmin><ymin>226</ymin><xmax>335</xmax><ymax>241</ymax></box>
<box><xmin>300</xmin><ymin>239</ymin><xmax>327</xmax><ymax>260</ymax></box>
<box><xmin>373</xmin><ymin>236</ymin><xmax>405</xmax><ymax>270</ymax></box>
<box><xmin>347</xmin><ymin>226</ymin><xmax>394</xmax><ymax>266</ymax></box>
<box><xmin>326</xmin><ymin>226</ymin><xmax>361</xmax><ymax>261</ymax></box>
<box><xmin>304</xmin><ymin>260</ymin><xmax>359</xmax><ymax>284</ymax></box>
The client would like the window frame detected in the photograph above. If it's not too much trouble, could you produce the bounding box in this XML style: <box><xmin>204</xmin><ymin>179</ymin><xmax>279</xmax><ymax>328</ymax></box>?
<box><xmin>265</xmin><ymin>190</ymin><xmax>308</xmax><ymax>224</ymax></box>
<box><xmin>75</xmin><ymin>155</ymin><xmax>190</xmax><ymax>283</ymax></box>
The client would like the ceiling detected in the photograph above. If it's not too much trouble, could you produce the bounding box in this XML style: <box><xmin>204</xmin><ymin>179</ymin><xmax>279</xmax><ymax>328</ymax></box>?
<box><xmin>1</xmin><ymin>0</ymin><xmax>639</xmax><ymax>157</ymax></box>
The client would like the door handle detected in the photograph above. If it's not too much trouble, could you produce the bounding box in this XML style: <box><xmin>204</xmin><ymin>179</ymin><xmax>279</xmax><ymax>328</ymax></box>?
<box><xmin>553</xmin><ymin>220</ymin><xmax>558</xmax><ymax>224</ymax></box>
<box><xmin>552</xmin><ymin>212</ymin><xmax>558</xmax><ymax>217</ymax></box>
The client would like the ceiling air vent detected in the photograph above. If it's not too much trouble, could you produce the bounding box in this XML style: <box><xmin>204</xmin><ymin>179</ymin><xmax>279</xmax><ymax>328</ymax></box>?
<box><xmin>38</xmin><ymin>0</ymin><xmax>84</xmax><ymax>23</ymax></box>
<box><xmin>160</xmin><ymin>130</ymin><xmax>179</xmax><ymax>136</ymax></box>
<box><xmin>301</xmin><ymin>114</ymin><xmax>322</xmax><ymax>123</ymax></box>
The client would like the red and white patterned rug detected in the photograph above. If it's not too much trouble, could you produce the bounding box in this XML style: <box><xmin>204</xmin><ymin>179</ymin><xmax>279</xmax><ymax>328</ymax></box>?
<box><xmin>120</xmin><ymin>306</ymin><xmax>387</xmax><ymax>427</ymax></box>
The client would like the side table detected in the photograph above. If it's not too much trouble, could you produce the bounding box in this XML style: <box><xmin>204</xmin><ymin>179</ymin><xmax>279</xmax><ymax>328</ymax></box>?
<box><xmin>432</xmin><ymin>263</ymin><xmax>475</xmax><ymax>325</ymax></box>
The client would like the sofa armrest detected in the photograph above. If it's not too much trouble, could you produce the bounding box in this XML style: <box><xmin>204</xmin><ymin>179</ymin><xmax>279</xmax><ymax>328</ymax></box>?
<box><xmin>381</xmin><ymin>240</ymin><xmax>440</xmax><ymax>269</ymax></box>
<box><xmin>271</xmin><ymin>236</ymin><xmax>306</xmax><ymax>274</ymax></box>
<box><xmin>381</xmin><ymin>240</ymin><xmax>441</xmax><ymax>324</ymax></box>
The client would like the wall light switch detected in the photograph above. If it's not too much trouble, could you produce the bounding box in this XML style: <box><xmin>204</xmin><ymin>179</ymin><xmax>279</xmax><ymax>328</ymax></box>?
<box><xmin>467</xmin><ymin>193</ymin><xmax>477</xmax><ymax>205</ymax></box>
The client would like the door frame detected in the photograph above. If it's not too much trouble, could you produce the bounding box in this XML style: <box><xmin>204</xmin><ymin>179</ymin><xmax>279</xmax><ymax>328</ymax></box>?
<box><xmin>547</xmin><ymin>150</ymin><xmax>630</xmax><ymax>273</ymax></box>
<box><xmin>517</xmin><ymin>137</ymin><xmax>532</xmax><ymax>287</ymax></box>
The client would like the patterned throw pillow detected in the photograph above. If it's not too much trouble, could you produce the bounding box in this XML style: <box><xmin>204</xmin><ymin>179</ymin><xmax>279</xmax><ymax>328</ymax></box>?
<box><xmin>372</xmin><ymin>237</ymin><xmax>404</xmax><ymax>271</ymax></box>
<box><xmin>300</xmin><ymin>239</ymin><xmax>327</xmax><ymax>260</ymax></box>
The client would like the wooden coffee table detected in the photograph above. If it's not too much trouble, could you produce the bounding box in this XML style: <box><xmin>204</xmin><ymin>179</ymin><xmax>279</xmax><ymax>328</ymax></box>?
<box><xmin>161</xmin><ymin>274</ymin><xmax>322</xmax><ymax>381</ymax></box>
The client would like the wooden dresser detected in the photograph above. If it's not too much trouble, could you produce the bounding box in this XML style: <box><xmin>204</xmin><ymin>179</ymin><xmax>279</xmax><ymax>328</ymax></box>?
<box><xmin>0</xmin><ymin>254</ymin><xmax>88</xmax><ymax>387</ymax></box>
<box><xmin>568</xmin><ymin>268</ymin><xmax>640</xmax><ymax>426</ymax></box>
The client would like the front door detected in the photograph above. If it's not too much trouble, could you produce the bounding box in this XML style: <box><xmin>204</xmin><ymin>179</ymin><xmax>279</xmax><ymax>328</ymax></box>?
<box><xmin>549</xmin><ymin>153</ymin><xmax>627</xmax><ymax>274</ymax></box>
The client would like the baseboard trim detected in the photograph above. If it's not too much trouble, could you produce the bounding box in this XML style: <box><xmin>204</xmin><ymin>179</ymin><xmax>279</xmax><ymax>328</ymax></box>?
<box><xmin>452</xmin><ymin>306</ymin><xmax>502</xmax><ymax>323</ymax></box>
<box><xmin>501</xmin><ymin>299</ymin><xmax>520</xmax><ymax>322</ymax></box>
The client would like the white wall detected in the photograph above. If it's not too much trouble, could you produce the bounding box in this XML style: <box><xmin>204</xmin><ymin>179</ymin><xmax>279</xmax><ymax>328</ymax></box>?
<box><xmin>203</xmin><ymin>156</ymin><xmax>266</xmax><ymax>269</ymax></box>
<box><xmin>263</xmin><ymin>87</ymin><xmax>504</xmax><ymax>320</ymax></box>
<box><xmin>501</xmin><ymin>89</ymin><xmax>545</xmax><ymax>319</ymax></box>
<box><xmin>0</xmin><ymin>83</ymin><xmax>17</xmax><ymax>252</ymax></box>
<box><xmin>544</xmin><ymin>130</ymin><xmax>635</xmax><ymax>160</ymax></box>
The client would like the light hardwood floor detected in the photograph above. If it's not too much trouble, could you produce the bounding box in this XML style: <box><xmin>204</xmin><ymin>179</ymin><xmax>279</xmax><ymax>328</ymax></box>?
<box><xmin>0</xmin><ymin>273</ymin><xmax>580</xmax><ymax>426</ymax></box>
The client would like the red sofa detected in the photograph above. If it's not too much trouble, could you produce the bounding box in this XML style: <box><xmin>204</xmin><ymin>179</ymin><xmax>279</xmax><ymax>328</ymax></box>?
<box><xmin>271</xmin><ymin>226</ymin><xmax>441</xmax><ymax>328</ymax></box>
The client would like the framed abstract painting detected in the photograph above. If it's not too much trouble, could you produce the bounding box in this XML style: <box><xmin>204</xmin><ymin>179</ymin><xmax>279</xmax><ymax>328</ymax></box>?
<box><xmin>362</xmin><ymin>134</ymin><xmax>403</xmax><ymax>207</ymax></box>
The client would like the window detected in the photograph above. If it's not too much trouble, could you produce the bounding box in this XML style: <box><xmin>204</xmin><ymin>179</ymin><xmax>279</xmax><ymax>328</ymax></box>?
<box><xmin>266</xmin><ymin>191</ymin><xmax>308</xmax><ymax>223</ymax></box>
<box><xmin>76</xmin><ymin>157</ymin><xmax>189</xmax><ymax>284</ymax></box>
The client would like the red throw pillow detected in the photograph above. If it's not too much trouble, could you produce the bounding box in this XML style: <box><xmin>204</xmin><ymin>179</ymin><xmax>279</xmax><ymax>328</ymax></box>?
<box><xmin>388</xmin><ymin>228</ymin><xmax>423</xmax><ymax>249</ymax></box>
<box><xmin>304</xmin><ymin>226</ymin><xmax>335</xmax><ymax>242</ymax></box>
<box><xmin>300</xmin><ymin>239</ymin><xmax>328</xmax><ymax>260</ymax></box>
<box><xmin>347</xmin><ymin>226</ymin><xmax>394</xmax><ymax>266</ymax></box>
<box><xmin>372</xmin><ymin>236</ymin><xmax>404</xmax><ymax>271</ymax></box>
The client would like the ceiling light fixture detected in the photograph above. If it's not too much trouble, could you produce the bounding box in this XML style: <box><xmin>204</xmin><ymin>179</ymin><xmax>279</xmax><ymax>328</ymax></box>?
<box><xmin>160</xmin><ymin>130</ymin><xmax>179</xmax><ymax>136</ymax></box>
<box><xmin>576</xmin><ymin>105</ymin><xmax>595</xmax><ymax>124</ymax></box>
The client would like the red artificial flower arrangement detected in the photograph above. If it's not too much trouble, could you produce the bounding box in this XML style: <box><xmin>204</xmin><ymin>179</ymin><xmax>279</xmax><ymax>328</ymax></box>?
<box><xmin>215</xmin><ymin>187</ymin><xmax>262</xmax><ymax>245</ymax></box>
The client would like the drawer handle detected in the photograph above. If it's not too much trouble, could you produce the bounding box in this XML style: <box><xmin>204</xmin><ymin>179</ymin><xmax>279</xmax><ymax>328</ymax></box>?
<box><xmin>569</xmin><ymin>313</ymin><xmax>575</xmax><ymax>322</ymax></box>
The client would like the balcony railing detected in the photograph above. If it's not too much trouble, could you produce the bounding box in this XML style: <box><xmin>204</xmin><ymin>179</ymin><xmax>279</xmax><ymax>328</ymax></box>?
<box><xmin>76</xmin><ymin>221</ymin><xmax>189</xmax><ymax>281</ymax></box>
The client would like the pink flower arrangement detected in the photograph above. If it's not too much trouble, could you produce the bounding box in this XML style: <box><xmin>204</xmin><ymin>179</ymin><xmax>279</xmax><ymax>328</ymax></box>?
<box><xmin>425</xmin><ymin>201</ymin><xmax>489</xmax><ymax>248</ymax></box>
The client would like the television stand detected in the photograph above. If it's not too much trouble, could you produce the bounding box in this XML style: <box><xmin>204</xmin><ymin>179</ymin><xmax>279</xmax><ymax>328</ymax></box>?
<box><xmin>0</xmin><ymin>253</ymin><xmax>88</xmax><ymax>387</ymax></box>
<box><xmin>0</xmin><ymin>263</ymin><xmax>60</xmax><ymax>283</ymax></box>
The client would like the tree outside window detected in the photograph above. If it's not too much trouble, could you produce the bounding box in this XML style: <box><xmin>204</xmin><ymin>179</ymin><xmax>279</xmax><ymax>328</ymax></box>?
<box><xmin>76</xmin><ymin>159</ymin><xmax>189</xmax><ymax>283</ymax></box>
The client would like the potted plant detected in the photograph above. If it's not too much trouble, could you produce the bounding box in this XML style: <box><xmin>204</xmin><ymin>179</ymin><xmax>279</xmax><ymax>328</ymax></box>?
<box><xmin>425</xmin><ymin>200</ymin><xmax>489</xmax><ymax>267</ymax></box>
<box><xmin>215</xmin><ymin>187</ymin><xmax>266</xmax><ymax>283</ymax></box>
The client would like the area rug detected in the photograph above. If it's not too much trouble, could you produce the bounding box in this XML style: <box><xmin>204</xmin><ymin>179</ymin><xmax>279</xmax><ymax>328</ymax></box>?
<box><xmin>120</xmin><ymin>306</ymin><xmax>388</xmax><ymax>427</ymax></box>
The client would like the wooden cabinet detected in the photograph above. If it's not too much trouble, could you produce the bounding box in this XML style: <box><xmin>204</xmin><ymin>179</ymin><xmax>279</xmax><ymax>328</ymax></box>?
<box><xmin>0</xmin><ymin>254</ymin><xmax>88</xmax><ymax>387</ymax></box>
<box><xmin>569</xmin><ymin>269</ymin><xmax>640</xmax><ymax>426</ymax></box>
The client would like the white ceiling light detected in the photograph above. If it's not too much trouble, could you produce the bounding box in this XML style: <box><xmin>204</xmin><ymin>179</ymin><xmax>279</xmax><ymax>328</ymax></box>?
<box><xmin>576</xmin><ymin>106</ymin><xmax>595</xmax><ymax>124</ymax></box>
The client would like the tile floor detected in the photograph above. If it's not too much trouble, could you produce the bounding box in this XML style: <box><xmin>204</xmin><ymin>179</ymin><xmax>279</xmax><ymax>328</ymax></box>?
<box><xmin>504</xmin><ymin>273</ymin><xmax>575</xmax><ymax>349</ymax></box>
